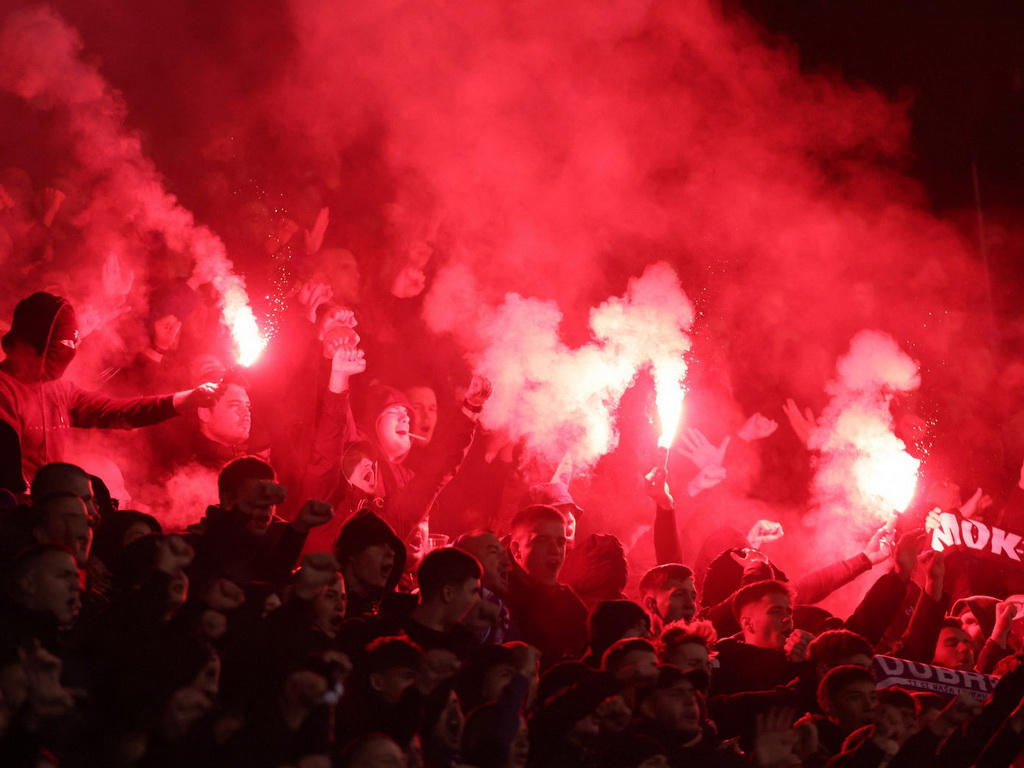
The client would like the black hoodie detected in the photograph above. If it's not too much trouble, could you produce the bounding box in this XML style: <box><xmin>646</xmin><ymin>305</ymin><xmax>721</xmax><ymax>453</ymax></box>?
<box><xmin>0</xmin><ymin>292</ymin><xmax>177</xmax><ymax>485</ymax></box>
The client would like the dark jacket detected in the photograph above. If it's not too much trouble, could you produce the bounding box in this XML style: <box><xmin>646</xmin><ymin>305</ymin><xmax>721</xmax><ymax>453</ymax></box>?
<box><xmin>709</xmin><ymin>635</ymin><xmax>809</xmax><ymax>696</ymax></box>
<box><xmin>306</xmin><ymin>388</ymin><xmax>476</xmax><ymax>541</ymax></box>
<box><xmin>187</xmin><ymin>505</ymin><xmax>306</xmax><ymax>590</ymax></box>
<box><xmin>506</xmin><ymin>562</ymin><xmax>588</xmax><ymax>669</ymax></box>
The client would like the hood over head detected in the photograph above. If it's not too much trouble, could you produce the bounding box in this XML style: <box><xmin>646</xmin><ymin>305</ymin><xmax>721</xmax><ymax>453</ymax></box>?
<box><xmin>334</xmin><ymin>508</ymin><xmax>407</xmax><ymax>592</ymax></box>
<box><xmin>2</xmin><ymin>292</ymin><xmax>77</xmax><ymax>380</ymax></box>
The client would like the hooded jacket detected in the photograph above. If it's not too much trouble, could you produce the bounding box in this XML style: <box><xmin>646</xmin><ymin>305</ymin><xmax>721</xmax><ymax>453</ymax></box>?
<box><xmin>334</xmin><ymin>509</ymin><xmax>408</xmax><ymax>620</ymax></box>
<box><xmin>0</xmin><ymin>293</ymin><xmax>177</xmax><ymax>487</ymax></box>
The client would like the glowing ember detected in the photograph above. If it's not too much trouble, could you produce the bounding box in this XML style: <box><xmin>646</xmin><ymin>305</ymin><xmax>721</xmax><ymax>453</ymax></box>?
<box><xmin>653</xmin><ymin>360</ymin><xmax>686</xmax><ymax>449</ymax></box>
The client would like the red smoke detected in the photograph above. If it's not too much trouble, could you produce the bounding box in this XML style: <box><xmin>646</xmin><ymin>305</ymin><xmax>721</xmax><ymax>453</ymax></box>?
<box><xmin>0</xmin><ymin>1</ymin><xmax>1005</xmax><ymax>611</ymax></box>
<box><xmin>0</xmin><ymin>5</ymin><xmax>264</xmax><ymax>367</ymax></box>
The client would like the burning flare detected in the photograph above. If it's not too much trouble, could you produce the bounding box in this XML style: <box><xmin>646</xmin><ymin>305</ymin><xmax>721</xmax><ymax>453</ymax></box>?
<box><xmin>653</xmin><ymin>361</ymin><xmax>686</xmax><ymax>449</ymax></box>
<box><xmin>430</xmin><ymin>261</ymin><xmax>694</xmax><ymax>465</ymax></box>
<box><xmin>225</xmin><ymin>300</ymin><xmax>266</xmax><ymax>367</ymax></box>
<box><xmin>811</xmin><ymin>330</ymin><xmax>921</xmax><ymax>524</ymax></box>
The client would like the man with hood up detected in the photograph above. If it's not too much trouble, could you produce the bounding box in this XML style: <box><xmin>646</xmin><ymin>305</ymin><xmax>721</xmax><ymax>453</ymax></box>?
<box><xmin>333</xmin><ymin>508</ymin><xmax>408</xmax><ymax>621</ymax></box>
<box><xmin>0</xmin><ymin>292</ymin><xmax>221</xmax><ymax>489</ymax></box>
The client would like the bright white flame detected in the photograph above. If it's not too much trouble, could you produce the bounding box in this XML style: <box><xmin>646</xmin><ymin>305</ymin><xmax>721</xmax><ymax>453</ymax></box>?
<box><xmin>227</xmin><ymin>305</ymin><xmax>266</xmax><ymax>367</ymax></box>
<box><xmin>852</xmin><ymin>438</ymin><xmax>920</xmax><ymax>514</ymax></box>
<box><xmin>811</xmin><ymin>330</ymin><xmax>922</xmax><ymax>524</ymax></box>
<box><xmin>653</xmin><ymin>359</ymin><xmax>686</xmax><ymax>448</ymax></box>
<box><xmin>220</xmin><ymin>278</ymin><xmax>266</xmax><ymax>367</ymax></box>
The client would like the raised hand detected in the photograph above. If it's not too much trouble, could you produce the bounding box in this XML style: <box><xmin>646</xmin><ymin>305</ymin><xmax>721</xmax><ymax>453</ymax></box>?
<box><xmin>677</xmin><ymin>428</ymin><xmax>730</xmax><ymax>470</ymax></box>
<box><xmin>782</xmin><ymin>399</ymin><xmax>817</xmax><ymax>448</ymax></box>
<box><xmin>102</xmin><ymin>252</ymin><xmax>134</xmax><ymax>300</ymax></box>
<box><xmin>992</xmin><ymin>600</ymin><xmax>1019</xmax><ymax>647</ymax></box>
<box><xmin>921</xmin><ymin>549</ymin><xmax>945</xmax><ymax>601</ymax></box>
<box><xmin>893</xmin><ymin>529</ymin><xmax>927</xmax><ymax>578</ymax></box>
<box><xmin>292</xmin><ymin>500</ymin><xmax>334</xmax><ymax>533</ymax></box>
<box><xmin>295</xmin><ymin>553</ymin><xmax>341</xmax><ymax>599</ymax></box>
<box><xmin>645</xmin><ymin>466</ymin><xmax>674</xmax><ymax>509</ymax></box>
<box><xmin>959</xmin><ymin>487</ymin><xmax>992</xmax><ymax>520</ymax></box>
<box><xmin>329</xmin><ymin>343</ymin><xmax>366</xmax><ymax>393</ymax></box>
<box><xmin>862</xmin><ymin>514</ymin><xmax>899</xmax><ymax>566</ymax></box>
<box><xmin>298</xmin><ymin>279</ymin><xmax>334</xmax><ymax>323</ymax></box>
<box><xmin>748</xmin><ymin>520</ymin><xmax>785</xmax><ymax>549</ymax></box>
<box><xmin>739</xmin><ymin>413</ymin><xmax>778</xmax><ymax>442</ymax></box>
<box><xmin>753</xmin><ymin>707</ymin><xmax>801</xmax><ymax>768</ymax></box>
<box><xmin>237</xmin><ymin>480</ymin><xmax>287</xmax><ymax>514</ymax></box>
<box><xmin>687</xmin><ymin>464</ymin><xmax>726</xmax><ymax>497</ymax></box>
<box><xmin>784</xmin><ymin>629</ymin><xmax>814</xmax><ymax>663</ymax></box>
<box><xmin>464</xmin><ymin>375</ymin><xmax>494</xmax><ymax>409</ymax></box>
<box><xmin>174</xmin><ymin>381</ymin><xmax>224</xmax><ymax>412</ymax></box>
<box><xmin>304</xmin><ymin>207</ymin><xmax>330</xmax><ymax>255</ymax></box>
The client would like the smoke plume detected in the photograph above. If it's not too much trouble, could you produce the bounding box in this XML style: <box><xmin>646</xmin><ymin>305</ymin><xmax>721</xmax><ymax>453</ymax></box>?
<box><xmin>0</xmin><ymin>0</ymin><xmax>1009</xmax><ymax>602</ymax></box>
<box><xmin>810</xmin><ymin>330</ymin><xmax>922</xmax><ymax>532</ymax></box>
<box><xmin>0</xmin><ymin>4</ymin><xmax>263</xmax><ymax>366</ymax></box>
<box><xmin>431</xmin><ymin>261</ymin><xmax>692</xmax><ymax>465</ymax></box>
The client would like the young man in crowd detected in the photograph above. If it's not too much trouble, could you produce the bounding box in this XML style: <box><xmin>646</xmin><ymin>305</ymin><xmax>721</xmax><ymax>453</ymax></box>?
<box><xmin>639</xmin><ymin>563</ymin><xmax>698</xmax><ymax>637</ymax></box>
<box><xmin>710</xmin><ymin>579</ymin><xmax>815</xmax><ymax>696</ymax></box>
<box><xmin>505</xmin><ymin>504</ymin><xmax>588</xmax><ymax>668</ymax></box>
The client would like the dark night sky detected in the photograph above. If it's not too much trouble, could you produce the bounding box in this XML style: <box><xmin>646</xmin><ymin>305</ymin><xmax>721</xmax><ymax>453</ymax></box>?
<box><xmin>739</xmin><ymin>0</ymin><xmax>1024</xmax><ymax>211</ymax></box>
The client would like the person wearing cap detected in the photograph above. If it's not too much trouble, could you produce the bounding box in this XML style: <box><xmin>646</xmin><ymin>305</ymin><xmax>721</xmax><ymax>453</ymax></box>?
<box><xmin>952</xmin><ymin>594</ymin><xmax>1021</xmax><ymax>674</ymax></box>
<box><xmin>634</xmin><ymin>665</ymin><xmax>745</xmax><ymax>768</ymax></box>
<box><xmin>519</xmin><ymin>481</ymin><xmax>583</xmax><ymax>546</ymax></box>
<box><xmin>0</xmin><ymin>292</ymin><xmax>222</xmax><ymax>488</ymax></box>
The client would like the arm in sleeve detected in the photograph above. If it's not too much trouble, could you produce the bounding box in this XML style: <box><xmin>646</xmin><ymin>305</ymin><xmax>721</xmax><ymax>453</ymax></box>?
<box><xmin>386</xmin><ymin>413</ymin><xmax>476</xmax><ymax>540</ymax></box>
<box><xmin>972</xmin><ymin>719</ymin><xmax>1024</xmax><ymax>768</ymax></box>
<box><xmin>303</xmin><ymin>390</ymin><xmax>357</xmax><ymax>502</ymax></box>
<box><xmin>791</xmin><ymin>553</ymin><xmax>872</xmax><ymax>606</ymax></box>
<box><xmin>935</xmin><ymin>657</ymin><xmax>1024</xmax><ymax>768</ymax></box>
<box><xmin>977</xmin><ymin>638</ymin><xmax>1014</xmax><ymax>676</ymax></box>
<box><xmin>259</xmin><ymin>523</ymin><xmax>308</xmax><ymax>586</ymax></box>
<box><xmin>844</xmin><ymin>570</ymin><xmax>910</xmax><ymax>645</ymax></box>
<box><xmin>653</xmin><ymin>502</ymin><xmax>683</xmax><ymax>565</ymax></box>
<box><xmin>893</xmin><ymin>591</ymin><xmax>949</xmax><ymax>664</ymax></box>
<box><xmin>68</xmin><ymin>383</ymin><xmax>176</xmax><ymax>429</ymax></box>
